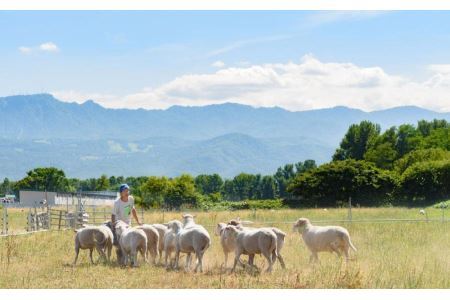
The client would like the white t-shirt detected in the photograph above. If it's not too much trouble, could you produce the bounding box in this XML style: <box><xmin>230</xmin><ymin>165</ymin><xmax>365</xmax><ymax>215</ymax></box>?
<box><xmin>112</xmin><ymin>196</ymin><xmax>135</xmax><ymax>225</ymax></box>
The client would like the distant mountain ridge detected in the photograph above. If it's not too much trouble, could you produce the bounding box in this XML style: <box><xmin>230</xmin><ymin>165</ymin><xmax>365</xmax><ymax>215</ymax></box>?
<box><xmin>0</xmin><ymin>94</ymin><xmax>448</xmax><ymax>179</ymax></box>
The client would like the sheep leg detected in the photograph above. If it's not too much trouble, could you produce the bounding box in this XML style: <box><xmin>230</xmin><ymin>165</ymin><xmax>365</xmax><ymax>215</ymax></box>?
<box><xmin>73</xmin><ymin>244</ymin><xmax>80</xmax><ymax>266</ymax></box>
<box><xmin>174</xmin><ymin>248</ymin><xmax>181</xmax><ymax>270</ymax></box>
<box><xmin>232</xmin><ymin>252</ymin><xmax>241</xmax><ymax>272</ymax></box>
<box><xmin>195</xmin><ymin>251</ymin><xmax>204</xmax><ymax>273</ymax></box>
<box><xmin>95</xmin><ymin>244</ymin><xmax>107</xmax><ymax>263</ymax></box>
<box><xmin>107</xmin><ymin>244</ymin><xmax>112</xmax><ymax>263</ymax></box>
<box><xmin>89</xmin><ymin>248</ymin><xmax>94</xmax><ymax>264</ymax></box>
<box><xmin>262</xmin><ymin>251</ymin><xmax>273</xmax><ymax>273</ymax></box>
<box><xmin>277</xmin><ymin>254</ymin><xmax>286</xmax><ymax>269</ymax></box>
<box><xmin>185</xmin><ymin>253</ymin><xmax>192</xmax><ymax>271</ymax></box>
<box><xmin>309</xmin><ymin>252</ymin><xmax>319</xmax><ymax>264</ymax></box>
<box><xmin>223</xmin><ymin>251</ymin><xmax>228</xmax><ymax>268</ymax></box>
<box><xmin>131</xmin><ymin>249</ymin><xmax>138</xmax><ymax>267</ymax></box>
<box><xmin>165</xmin><ymin>249</ymin><xmax>171</xmax><ymax>269</ymax></box>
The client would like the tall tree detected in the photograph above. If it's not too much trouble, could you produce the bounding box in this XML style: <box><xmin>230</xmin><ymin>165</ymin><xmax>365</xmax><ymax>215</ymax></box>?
<box><xmin>15</xmin><ymin>167</ymin><xmax>70</xmax><ymax>192</ymax></box>
<box><xmin>333</xmin><ymin>121</ymin><xmax>381</xmax><ymax>161</ymax></box>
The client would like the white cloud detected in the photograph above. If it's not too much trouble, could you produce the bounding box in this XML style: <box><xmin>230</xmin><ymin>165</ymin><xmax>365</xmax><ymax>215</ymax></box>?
<box><xmin>18</xmin><ymin>46</ymin><xmax>32</xmax><ymax>54</ymax></box>
<box><xmin>52</xmin><ymin>55</ymin><xmax>450</xmax><ymax>112</ymax></box>
<box><xmin>18</xmin><ymin>42</ymin><xmax>60</xmax><ymax>54</ymax></box>
<box><xmin>211</xmin><ymin>60</ymin><xmax>225</xmax><ymax>68</ymax></box>
<box><xmin>39</xmin><ymin>42</ymin><xmax>59</xmax><ymax>52</ymax></box>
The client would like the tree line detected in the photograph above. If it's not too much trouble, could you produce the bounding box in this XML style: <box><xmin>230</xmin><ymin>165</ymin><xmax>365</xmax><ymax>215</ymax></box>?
<box><xmin>1</xmin><ymin>119</ymin><xmax>448</xmax><ymax>208</ymax></box>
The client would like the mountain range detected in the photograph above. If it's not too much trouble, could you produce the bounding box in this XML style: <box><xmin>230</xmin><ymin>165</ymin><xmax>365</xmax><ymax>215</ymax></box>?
<box><xmin>0</xmin><ymin>94</ymin><xmax>448</xmax><ymax>179</ymax></box>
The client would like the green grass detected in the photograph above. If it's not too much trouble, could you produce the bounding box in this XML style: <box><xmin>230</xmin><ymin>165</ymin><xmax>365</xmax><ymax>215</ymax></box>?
<box><xmin>0</xmin><ymin>208</ymin><xmax>449</xmax><ymax>288</ymax></box>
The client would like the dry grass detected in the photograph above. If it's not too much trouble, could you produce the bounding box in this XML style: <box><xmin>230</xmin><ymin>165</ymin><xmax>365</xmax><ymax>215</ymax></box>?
<box><xmin>0</xmin><ymin>208</ymin><xmax>449</xmax><ymax>288</ymax></box>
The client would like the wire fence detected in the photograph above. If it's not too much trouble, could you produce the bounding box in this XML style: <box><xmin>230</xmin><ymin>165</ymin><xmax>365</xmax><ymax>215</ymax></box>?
<box><xmin>1</xmin><ymin>204</ymin><xmax>448</xmax><ymax>237</ymax></box>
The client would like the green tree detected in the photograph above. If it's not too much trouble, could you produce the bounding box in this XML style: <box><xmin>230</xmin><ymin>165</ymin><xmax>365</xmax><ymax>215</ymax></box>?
<box><xmin>140</xmin><ymin>176</ymin><xmax>170</xmax><ymax>208</ymax></box>
<box><xmin>15</xmin><ymin>167</ymin><xmax>70</xmax><ymax>192</ymax></box>
<box><xmin>194</xmin><ymin>174</ymin><xmax>224</xmax><ymax>195</ymax></box>
<box><xmin>333</xmin><ymin>121</ymin><xmax>381</xmax><ymax>161</ymax></box>
<box><xmin>399</xmin><ymin>160</ymin><xmax>450</xmax><ymax>204</ymax></box>
<box><xmin>96</xmin><ymin>174</ymin><xmax>110</xmax><ymax>191</ymax></box>
<box><xmin>394</xmin><ymin>148</ymin><xmax>450</xmax><ymax>174</ymax></box>
<box><xmin>165</xmin><ymin>174</ymin><xmax>200</xmax><ymax>209</ymax></box>
<box><xmin>288</xmin><ymin>160</ymin><xmax>397</xmax><ymax>207</ymax></box>
<box><xmin>259</xmin><ymin>175</ymin><xmax>279</xmax><ymax>199</ymax></box>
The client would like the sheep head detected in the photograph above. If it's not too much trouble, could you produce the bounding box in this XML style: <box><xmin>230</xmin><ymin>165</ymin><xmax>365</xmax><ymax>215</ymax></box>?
<box><xmin>168</xmin><ymin>220</ymin><xmax>183</xmax><ymax>233</ymax></box>
<box><xmin>293</xmin><ymin>218</ymin><xmax>310</xmax><ymax>233</ymax></box>
<box><xmin>215</xmin><ymin>223</ymin><xmax>226</xmax><ymax>236</ymax></box>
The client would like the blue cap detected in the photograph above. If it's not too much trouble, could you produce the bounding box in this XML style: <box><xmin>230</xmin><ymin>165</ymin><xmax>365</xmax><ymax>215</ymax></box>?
<box><xmin>119</xmin><ymin>184</ymin><xmax>129</xmax><ymax>193</ymax></box>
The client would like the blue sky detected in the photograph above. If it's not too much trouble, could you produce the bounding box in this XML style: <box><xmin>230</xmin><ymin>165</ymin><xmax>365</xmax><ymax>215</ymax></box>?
<box><xmin>1</xmin><ymin>11</ymin><xmax>450</xmax><ymax>111</ymax></box>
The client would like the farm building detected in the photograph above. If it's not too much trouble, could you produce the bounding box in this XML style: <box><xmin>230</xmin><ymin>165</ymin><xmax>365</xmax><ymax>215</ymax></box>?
<box><xmin>19</xmin><ymin>190</ymin><xmax>118</xmax><ymax>207</ymax></box>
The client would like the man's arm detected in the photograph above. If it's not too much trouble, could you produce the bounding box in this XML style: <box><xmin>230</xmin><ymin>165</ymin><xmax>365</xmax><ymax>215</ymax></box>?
<box><xmin>132</xmin><ymin>207</ymin><xmax>142</xmax><ymax>225</ymax></box>
<box><xmin>111</xmin><ymin>213</ymin><xmax>116</xmax><ymax>224</ymax></box>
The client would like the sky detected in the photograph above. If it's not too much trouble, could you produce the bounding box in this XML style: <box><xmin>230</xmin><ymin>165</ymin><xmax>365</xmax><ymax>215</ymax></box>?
<box><xmin>1</xmin><ymin>10</ymin><xmax>450</xmax><ymax>112</ymax></box>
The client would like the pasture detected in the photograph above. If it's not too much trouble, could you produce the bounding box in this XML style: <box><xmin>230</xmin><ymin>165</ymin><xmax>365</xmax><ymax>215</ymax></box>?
<box><xmin>0</xmin><ymin>207</ymin><xmax>449</xmax><ymax>288</ymax></box>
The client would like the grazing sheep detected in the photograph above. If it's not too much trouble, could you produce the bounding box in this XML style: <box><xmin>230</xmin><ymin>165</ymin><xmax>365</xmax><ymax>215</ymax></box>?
<box><xmin>215</xmin><ymin>222</ymin><xmax>237</xmax><ymax>268</ymax></box>
<box><xmin>419</xmin><ymin>209</ymin><xmax>426</xmax><ymax>215</ymax></box>
<box><xmin>103</xmin><ymin>220</ymin><xmax>123</xmax><ymax>264</ymax></box>
<box><xmin>170</xmin><ymin>218</ymin><xmax>211</xmax><ymax>272</ymax></box>
<box><xmin>152</xmin><ymin>223</ymin><xmax>170</xmax><ymax>263</ymax></box>
<box><xmin>136</xmin><ymin>224</ymin><xmax>160</xmax><ymax>265</ymax></box>
<box><xmin>115</xmin><ymin>220</ymin><xmax>148</xmax><ymax>267</ymax></box>
<box><xmin>293</xmin><ymin>217</ymin><xmax>357</xmax><ymax>263</ymax></box>
<box><xmin>223</xmin><ymin>225</ymin><xmax>278</xmax><ymax>273</ymax></box>
<box><xmin>164</xmin><ymin>220</ymin><xmax>180</xmax><ymax>269</ymax></box>
<box><xmin>73</xmin><ymin>225</ymin><xmax>114</xmax><ymax>266</ymax></box>
<box><xmin>227</xmin><ymin>218</ymin><xmax>286</xmax><ymax>269</ymax></box>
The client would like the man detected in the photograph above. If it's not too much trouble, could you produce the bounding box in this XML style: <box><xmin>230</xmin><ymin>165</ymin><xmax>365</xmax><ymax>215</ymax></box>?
<box><xmin>111</xmin><ymin>184</ymin><xmax>142</xmax><ymax>226</ymax></box>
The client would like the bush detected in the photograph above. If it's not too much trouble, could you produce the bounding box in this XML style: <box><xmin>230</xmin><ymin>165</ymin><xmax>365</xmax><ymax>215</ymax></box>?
<box><xmin>199</xmin><ymin>199</ymin><xmax>285</xmax><ymax>211</ymax></box>
<box><xmin>287</xmin><ymin>159</ymin><xmax>398</xmax><ymax>207</ymax></box>
<box><xmin>399</xmin><ymin>160</ymin><xmax>450</xmax><ymax>204</ymax></box>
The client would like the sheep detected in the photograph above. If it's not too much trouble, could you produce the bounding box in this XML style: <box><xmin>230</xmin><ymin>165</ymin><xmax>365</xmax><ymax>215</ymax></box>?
<box><xmin>223</xmin><ymin>225</ymin><xmax>278</xmax><ymax>273</ymax></box>
<box><xmin>164</xmin><ymin>220</ymin><xmax>181</xmax><ymax>269</ymax></box>
<box><xmin>152</xmin><ymin>223</ymin><xmax>170</xmax><ymax>263</ymax></box>
<box><xmin>170</xmin><ymin>218</ymin><xmax>211</xmax><ymax>272</ymax></box>
<box><xmin>419</xmin><ymin>209</ymin><xmax>426</xmax><ymax>215</ymax></box>
<box><xmin>115</xmin><ymin>220</ymin><xmax>148</xmax><ymax>267</ymax></box>
<box><xmin>103</xmin><ymin>220</ymin><xmax>124</xmax><ymax>264</ymax></box>
<box><xmin>73</xmin><ymin>225</ymin><xmax>114</xmax><ymax>266</ymax></box>
<box><xmin>293</xmin><ymin>217</ymin><xmax>357</xmax><ymax>263</ymax></box>
<box><xmin>227</xmin><ymin>218</ymin><xmax>286</xmax><ymax>269</ymax></box>
<box><xmin>215</xmin><ymin>222</ymin><xmax>237</xmax><ymax>268</ymax></box>
<box><xmin>135</xmin><ymin>224</ymin><xmax>160</xmax><ymax>265</ymax></box>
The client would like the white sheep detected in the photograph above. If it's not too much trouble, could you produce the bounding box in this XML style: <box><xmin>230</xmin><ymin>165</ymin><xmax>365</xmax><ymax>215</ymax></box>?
<box><xmin>164</xmin><ymin>220</ymin><xmax>180</xmax><ymax>269</ymax></box>
<box><xmin>293</xmin><ymin>217</ymin><xmax>357</xmax><ymax>263</ymax></box>
<box><xmin>73</xmin><ymin>225</ymin><xmax>114</xmax><ymax>265</ymax></box>
<box><xmin>223</xmin><ymin>225</ymin><xmax>278</xmax><ymax>273</ymax></box>
<box><xmin>136</xmin><ymin>224</ymin><xmax>160</xmax><ymax>265</ymax></box>
<box><xmin>419</xmin><ymin>209</ymin><xmax>426</xmax><ymax>215</ymax></box>
<box><xmin>227</xmin><ymin>219</ymin><xmax>286</xmax><ymax>269</ymax></box>
<box><xmin>170</xmin><ymin>217</ymin><xmax>211</xmax><ymax>272</ymax></box>
<box><xmin>152</xmin><ymin>223</ymin><xmax>170</xmax><ymax>263</ymax></box>
<box><xmin>115</xmin><ymin>220</ymin><xmax>148</xmax><ymax>267</ymax></box>
<box><xmin>215</xmin><ymin>222</ymin><xmax>237</xmax><ymax>268</ymax></box>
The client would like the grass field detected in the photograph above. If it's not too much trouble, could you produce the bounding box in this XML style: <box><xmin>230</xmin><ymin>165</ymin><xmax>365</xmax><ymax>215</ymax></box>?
<box><xmin>0</xmin><ymin>207</ymin><xmax>449</xmax><ymax>288</ymax></box>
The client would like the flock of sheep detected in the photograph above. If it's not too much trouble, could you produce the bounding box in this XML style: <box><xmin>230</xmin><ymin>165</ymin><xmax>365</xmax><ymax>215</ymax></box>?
<box><xmin>73</xmin><ymin>214</ymin><xmax>357</xmax><ymax>273</ymax></box>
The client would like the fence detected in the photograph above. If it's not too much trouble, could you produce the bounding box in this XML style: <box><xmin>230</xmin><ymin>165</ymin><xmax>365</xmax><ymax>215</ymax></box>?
<box><xmin>0</xmin><ymin>203</ymin><xmax>448</xmax><ymax>237</ymax></box>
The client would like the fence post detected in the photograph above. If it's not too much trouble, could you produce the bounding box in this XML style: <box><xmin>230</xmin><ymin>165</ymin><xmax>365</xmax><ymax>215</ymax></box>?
<box><xmin>34</xmin><ymin>205</ymin><xmax>38</xmax><ymax>231</ymax></box>
<box><xmin>442</xmin><ymin>207</ymin><xmax>445</xmax><ymax>223</ymax></box>
<box><xmin>27</xmin><ymin>208</ymin><xmax>32</xmax><ymax>232</ymax></box>
<box><xmin>348</xmin><ymin>197</ymin><xmax>352</xmax><ymax>222</ymax></box>
<box><xmin>104</xmin><ymin>207</ymin><xmax>107</xmax><ymax>222</ymax></box>
<box><xmin>141</xmin><ymin>207</ymin><xmax>144</xmax><ymax>224</ymax></box>
<box><xmin>2</xmin><ymin>206</ymin><xmax>7</xmax><ymax>235</ymax></box>
<box><xmin>58</xmin><ymin>210</ymin><xmax>63</xmax><ymax>230</ymax></box>
<box><xmin>93</xmin><ymin>206</ymin><xmax>96</xmax><ymax>225</ymax></box>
